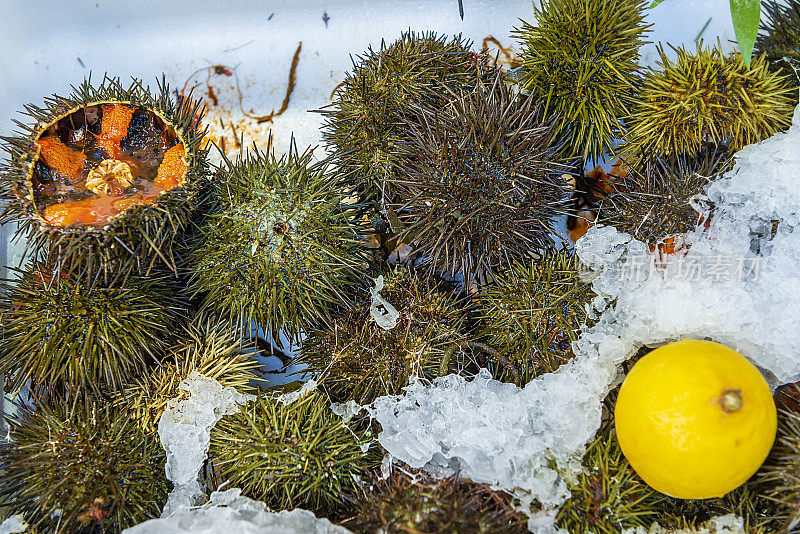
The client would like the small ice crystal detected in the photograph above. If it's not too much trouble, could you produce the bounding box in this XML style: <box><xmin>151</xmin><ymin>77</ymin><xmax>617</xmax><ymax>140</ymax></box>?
<box><xmin>158</xmin><ymin>371</ymin><xmax>254</xmax><ymax>517</ymax></box>
<box><xmin>369</xmin><ymin>275</ymin><xmax>400</xmax><ymax>330</ymax></box>
<box><xmin>123</xmin><ymin>489</ymin><xmax>353</xmax><ymax>534</ymax></box>
<box><xmin>277</xmin><ymin>379</ymin><xmax>318</xmax><ymax>405</ymax></box>
<box><xmin>0</xmin><ymin>515</ymin><xmax>27</xmax><ymax>534</ymax></box>
<box><xmin>330</xmin><ymin>399</ymin><xmax>363</xmax><ymax>422</ymax></box>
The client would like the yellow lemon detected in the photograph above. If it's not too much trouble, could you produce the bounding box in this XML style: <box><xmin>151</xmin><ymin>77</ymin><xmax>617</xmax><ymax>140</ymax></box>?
<box><xmin>614</xmin><ymin>339</ymin><xmax>777</xmax><ymax>499</ymax></box>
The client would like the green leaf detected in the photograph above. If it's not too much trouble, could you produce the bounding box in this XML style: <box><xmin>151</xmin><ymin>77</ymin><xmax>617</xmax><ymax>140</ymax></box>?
<box><xmin>730</xmin><ymin>0</ymin><xmax>762</xmax><ymax>68</ymax></box>
<box><xmin>649</xmin><ymin>0</ymin><xmax>667</xmax><ymax>7</ymax></box>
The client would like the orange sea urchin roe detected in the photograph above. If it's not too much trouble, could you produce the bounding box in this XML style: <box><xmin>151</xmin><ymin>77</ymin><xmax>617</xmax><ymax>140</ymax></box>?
<box><xmin>42</xmin><ymin>190</ymin><xmax>162</xmax><ymax>226</ymax></box>
<box><xmin>96</xmin><ymin>104</ymin><xmax>137</xmax><ymax>159</ymax></box>
<box><xmin>35</xmin><ymin>136</ymin><xmax>86</xmax><ymax>179</ymax></box>
<box><xmin>154</xmin><ymin>143</ymin><xmax>187</xmax><ymax>189</ymax></box>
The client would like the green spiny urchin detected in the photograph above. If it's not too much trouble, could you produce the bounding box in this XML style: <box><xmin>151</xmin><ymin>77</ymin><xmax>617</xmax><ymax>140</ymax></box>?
<box><xmin>0</xmin><ymin>397</ymin><xmax>169</xmax><ymax>533</ymax></box>
<box><xmin>209</xmin><ymin>391</ymin><xmax>379</xmax><ymax>514</ymax></box>
<box><xmin>556</xmin><ymin>423</ymin><xmax>672</xmax><ymax>533</ymax></box>
<box><xmin>341</xmin><ymin>468</ymin><xmax>528</xmax><ymax>534</ymax></box>
<box><xmin>188</xmin><ymin>140</ymin><xmax>366</xmax><ymax>345</ymax></box>
<box><xmin>116</xmin><ymin>314</ymin><xmax>260</xmax><ymax>433</ymax></box>
<box><xmin>0</xmin><ymin>75</ymin><xmax>209</xmax><ymax>283</ymax></box>
<box><xmin>755</xmin><ymin>0</ymin><xmax>800</xmax><ymax>89</ymax></box>
<box><xmin>513</xmin><ymin>0</ymin><xmax>650</xmax><ymax>162</ymax></box>
<box><xmin>760</xmin><ymin>404</ymin><xmax>800</xmax><ymax>530</ymax></box>
<box><xmin>557</xmin><ymin>422</ymin><xmax>777</xmax><ymax>533</ymax></box>
<box><xmin>478</xmin><ymin>251</ymin><xmax>595</xmax><ymax>386</ymax></box>
<box><xmin>320</xmin><ymin>31</ymin><xmax>487</xmax><ymax>201</ymax></box>
<box><xmin>388</xmin><ymin>72</ymin><xmax>568</xmax><ymax>284</ymax></box>
<box><xmin>296</xmin><ymin>266</ymin><xmax>473</xmax><ymax>404</ymax></box>
<box><xmin>594</xmin><ymin>151</ymin><xmax>732</xmax><ymax>249</ymax></box>
<box><xmin>0</xmin><ymin>263</ymin><xmax>184</xmax><ymax>397</ymax></box>
<box><xmin>623</xmin><ymin>42</ymin><xmax>796</xmax><ymax>160</ymax></box>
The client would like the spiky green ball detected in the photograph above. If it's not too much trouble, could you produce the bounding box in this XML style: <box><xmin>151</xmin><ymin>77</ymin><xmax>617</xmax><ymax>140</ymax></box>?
<box><xmin>595</xmin><ymin>152</ymin><xmax>732</xmax><ymax>247</ymax></box>
<box><xmin>188</xmin><ymin>143</ymin><xmax>365</xmax><ymax>345</ymax></box>
<box><xmin>0</xmin><ymin>76</ymin><xmax>208</xmax><ymax>282</ymax></box>
<box><xmin>117</xmin><ymin>314</ymin><xmax>260</xmax><ymax>433</ymax></box>
<box><xmin>388</xmin><ymin>73</ymin><xmax>567</xmax><ymax>283</ymax></box>
<box><xmin>557</xmin><ymin>422</ymin><xmax>777</xmax><ymax>532</ymax></box>
<box><xmin>514</xmin><ymin>0</ymin><xmax>650</xmax><ymax>162</ymax></box>
<box><xmin>342</xmin><ymin>468</ymin><xmax>527</xmax><ymax>534</ymax></box>
<box><xmin>755</xmin><ymin>0</ymin><xmax>800</xmax><ymax>89</ymax></box>
<box><xmin>624</xmin><ymin>42</ymin><xmax>796</xmax><ymax>159</ymax></box>
<box><xmin>478</xmin><ymin>251</ymin><xmax>594</xmax><ymax>385</ymax></box>
<box><xmin>209</xmin><ymin>392</ymin><xmax>378</xmax><ymax>513</ymax></box>
<box><xmin>760</xmin><ymin>404</ymin><xmax>800</xmax><ymax>530</ymax></box>
<box><xmin>0</xmin><ymin>398</ymin><xmax>169</xmax><ymax>533</ymax></box>
<box><xmin>298</xmin><ymin>267</ymin><xmax>471</xmax><ymax>404</ymax></box>
<box><xmin>0</xmin><ymin>264</ymin><xmax>183</xmax><ymax>397</ymax></box>
<box><xmin>321</xmin><ymin>31</ymin><xmax>485</xmax><ymax>201</ymax></box>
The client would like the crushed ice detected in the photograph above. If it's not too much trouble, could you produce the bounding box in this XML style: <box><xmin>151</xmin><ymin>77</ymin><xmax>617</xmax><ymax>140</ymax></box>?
<box><xmin>0</xmin><ymin>515</ymin><xmax>27</xmax><ymax>534</ymax></box>
<box><xmin>158</xmin><ymin>371</ymin><xmax>254</xmax><ymax>517</ymax></box>
<box><xmin>367</xmin><ymin>104</ymin><xmax>800</xmax><ymax>533</ymax></box>
<box><xmin>123</xmin><ymin>489</ymin><xmax>353</xmax><ymax>534</ymax></box>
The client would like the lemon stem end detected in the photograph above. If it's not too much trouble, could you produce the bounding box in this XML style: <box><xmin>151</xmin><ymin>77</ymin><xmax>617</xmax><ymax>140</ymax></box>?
<box><xmin>720</xmin><ymin>389</ymin><xmax>743</xmax><ymax>413</ymax></box>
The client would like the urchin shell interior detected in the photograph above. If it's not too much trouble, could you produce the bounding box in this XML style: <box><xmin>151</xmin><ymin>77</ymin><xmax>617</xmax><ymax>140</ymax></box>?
<box><xmin>26</xmin><ymin>102</ymin><xmax>188</xmax><ymax>228</ymax></box>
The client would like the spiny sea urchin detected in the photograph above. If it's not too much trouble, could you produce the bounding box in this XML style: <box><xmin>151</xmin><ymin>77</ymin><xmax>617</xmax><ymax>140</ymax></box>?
<box><xmin>0</xmin><ymin>76</ymin><xmax>208</xmax><ymax>282</ymax></box>
<box><xmin>297</xmin><ymin>266</ymin><xmax>473</xmax><ymax>404</ymax></box>
<box><xmin>0</xmin><ymin>263</ymin><xmax>184</xmax><ymax>397</ymax></box>
<box><xmin>320</xmin><ymin>31</ymin><xmax>486</xmax><ymax>201</ymax></box>
<box><xmin>341</xmin><ymin>467</ymin><xmax>528</xmax><ymax>534</ymax></box>
<box><xmin>478</xmin><ymin>250</ymin><xmax>595</xmax><ymax>385</ymax></box>
<box><xmin>557</xmin><ymin>422</ymin><xmax>777</xmax><ymax>532</ymax></box>
<box><xmin>760</xmin><ymin>403</ymin><xmax>800</xmax><ymax>530</ymax></box>
<box><xmin>623</xmin><ymin>42</ymin><xmax>796</xmax><ymax>160</ymax></box>
<box><xmin>556</xmin><ymin>423</ymin><xmax>671</xmax><ymax>533</ymax></box>
<box><xmin>209</xmin><ymin>391</ymin><xmax>379</xmax><ymax>514</ymax></box>
<box><xmin>387</xmin><ymin>72</ymin><xmax>568</xmax><ymax>284</ymax></box>
<box><xmin>594</xmin><ymin>151</ymin><xmax>732</xmax><ymax>249</ymax></box>
<box><xmin>116</xmin><ymin>314</ymin><xmax>260</xmax><ymax>433</ymax></box>
<box><xmin>188</xmin><ymin>140</ymin><xmax>366</xmax><ymax>345</ymax></box>
<box><xmin>0</xmin><ymin>397</ymin><xmax>169</xmax><ymax>533</ymax></box>
<box><xmin>514</xmin><ymin>0</ymin><xmax>650</xmax><ymax>162</ymax></box>
<box><xmin>755</xmin><ymin>0</ymin><xmax>800</xmax><ymax>89</ymax></box>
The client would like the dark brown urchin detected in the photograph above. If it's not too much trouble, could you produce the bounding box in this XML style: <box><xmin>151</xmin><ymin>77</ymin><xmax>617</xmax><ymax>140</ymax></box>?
<box><xmin>188</xmin><ymin>140</ymin><xmax>366</xmax><ymax>346</ymax></box>
<box><xmin>623</xmin><ymin>42</ymin><xmax>796</xmax><ymax>160</ymax></box>
<box><xmin>341</xmin><ymin>468</ymin><xmax>528</xmax><ymax>534</ymax></box>
<box><xmin>478</xmin><ymin>250</ymin><xmax>595</xmax><ymax>386</ymax></box>
<box><xmin>513</xmin><ymin>0</ymin><xmax>650</xmax><ymax>162</ymax></box>
<box><xmin>320</xmin><ymin>31</ymin><xmax>487</xmax><ymax>202</ymax></box>
<box><xmin>116</xmin><ymin>314</ymin><xmax>260</xmax><ymax>433</ymax></box>
<box><xmin>0</xmin><ymin>262</ymin><xmax>185</xmax><ymax>397</ymax></box>
<box><xmin>0</xmin><ymin>397</ymin><xmax>169</xmax><ymax>533</ymax></box>
<box><xmin>755</xmin><ymin>0</ymin><xmax>800</xmax><ymax>90</ymax></box>
<box><xmin>387</xmin><ymin>72</ymin><xmax>568</xmax><ymax>284</ymax></box>
<box><xmin>296</xmin><ymin>266</ymin><xmax>477</xmax><ymax>405</ymax></box>
<box><xmin>594</xmin><ymin>150</ymin><xmax>733</xmax><ymax>250</ymax></box>
<box><xmin>209</xmin><ymin>391</ymin><xmax>379</xmax><ymax>514</ymax></box>
<box><xmin>0</xmin><ymin>75</ymin><xmax>208</xmax><ymax>283</ymax></box>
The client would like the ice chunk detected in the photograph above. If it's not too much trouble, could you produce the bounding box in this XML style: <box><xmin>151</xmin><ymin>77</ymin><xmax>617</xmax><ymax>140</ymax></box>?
<box><xmin>330</xmin><ymin>399</ymin><xmax>363</xmax><ymax>423</ymax></box>
<box><xmin>369</xmin><ymin>275</ymin><xmax>400</xmax><ymax>330</ymax></box>
<box><xmin>277</xmin><ymin>378</ymin><xmax>317</xmax><ymax>405</ymax></box>
<box><xmin>0</xmin><ymin>515</ymin><xmax>27</xmax><ymax>534</ymax></box>
<box><xmin>123</xmin><ymin>489</ymin><xmax>353</xmax><ymax>534</ymax></box>
<box><xmin>158</xmin><ymin>371</ymin><xmax>254</xmax><ymax>517</ymax></box>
